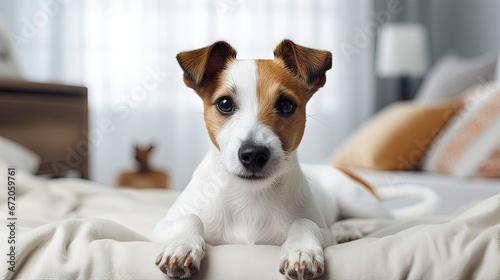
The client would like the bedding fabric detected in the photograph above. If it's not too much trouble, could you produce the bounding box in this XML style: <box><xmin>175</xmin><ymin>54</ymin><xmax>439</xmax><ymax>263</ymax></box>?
<box><xmin>1</xmin><ymin>163</ymin><xmax>500</xmax><ymax>279</ymax></box>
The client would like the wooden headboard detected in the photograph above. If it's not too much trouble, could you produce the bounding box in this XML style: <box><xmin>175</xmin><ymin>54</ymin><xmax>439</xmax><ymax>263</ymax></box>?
<box><xmin>0</xmin><ymin>79</ymin><xmax>89</xmax><ymax>178</ymax></box>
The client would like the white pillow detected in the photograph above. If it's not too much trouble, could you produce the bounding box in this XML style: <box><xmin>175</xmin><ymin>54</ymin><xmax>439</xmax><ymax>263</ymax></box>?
<box><xmin>0</xmin><ymin>136</ymin><xmax>41</xmax><ymax>174</ymax></box>
<box><xmin>416</xmin><ymin>52</ymin><xmax>498</xmax><ymax>103</ymax></box>
<box><xmin>422</xmin><ymin>83</ymin><xmax>500</xmax><ymax>177</ymax></box>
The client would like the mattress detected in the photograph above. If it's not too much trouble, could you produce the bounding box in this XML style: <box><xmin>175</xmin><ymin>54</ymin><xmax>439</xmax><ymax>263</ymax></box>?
<box><xmin>353</xmin><ymin>168</ymin><xmax>500</xmax><ymax>215</ymax></box>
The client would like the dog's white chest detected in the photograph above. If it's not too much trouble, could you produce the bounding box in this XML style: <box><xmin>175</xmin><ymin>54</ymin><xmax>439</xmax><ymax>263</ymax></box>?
<box><xmin>199</xmin><ymin>191</ymin><xmax>293</xmax><ymax>246</ymax></box>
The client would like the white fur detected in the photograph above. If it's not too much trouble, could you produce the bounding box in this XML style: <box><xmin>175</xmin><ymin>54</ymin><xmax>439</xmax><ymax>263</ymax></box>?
<box><xmin>153</xmin><ymin>60</ymin><xmax>393</xmax><ymax>279</ymax></box>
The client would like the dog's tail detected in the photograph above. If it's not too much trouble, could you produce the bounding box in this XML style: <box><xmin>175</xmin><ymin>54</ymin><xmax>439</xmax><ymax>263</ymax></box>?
<box><xmin>377</xmin><ymin>184</ymin><xmax>440</xmax><ymax>219</ymax></box>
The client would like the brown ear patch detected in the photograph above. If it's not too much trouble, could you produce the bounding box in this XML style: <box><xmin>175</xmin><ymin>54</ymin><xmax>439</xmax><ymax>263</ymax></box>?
<box><xmin>274</xmin><ymin>39</ymin><xmax>332</xmax><ymax>91</ymax></box>
<box><xmin>176</xmin><ymin>41</ymin><xmax>237</xmax><ymax>92</ymax></box>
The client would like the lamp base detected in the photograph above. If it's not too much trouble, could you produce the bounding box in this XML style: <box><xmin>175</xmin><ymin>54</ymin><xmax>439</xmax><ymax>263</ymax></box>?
<box><xmin>399</xmin><ymin>76</ymin><xmax>412</xmax><ymax>100</ymax></box>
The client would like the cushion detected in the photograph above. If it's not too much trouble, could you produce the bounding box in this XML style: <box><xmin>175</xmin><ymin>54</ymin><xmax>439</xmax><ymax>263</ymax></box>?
<box><xmin>422</xmin><ymin>83</ymin><xmax>500</xmax><ymax>177</ymax></box>
<box><xmin>331</xmin><ymin>100</ymin><xmax>461</xmax><ymax>171</ymax></box>
<box><xmin>0</xmin><ymin>136</ymin><xmax>41</xmax><ymax>173</ymax></box>
<box><xmin>415</xmin><ymin>52</ymin><xmax>498</xmax><ymax>103</ymax></box>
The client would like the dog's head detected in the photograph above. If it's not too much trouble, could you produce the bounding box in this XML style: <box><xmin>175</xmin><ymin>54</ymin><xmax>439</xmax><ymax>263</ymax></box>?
<box><xmin>177</xmin><ymin>40</ymin><xmax>332</xmax><ymax>188</ymax></box>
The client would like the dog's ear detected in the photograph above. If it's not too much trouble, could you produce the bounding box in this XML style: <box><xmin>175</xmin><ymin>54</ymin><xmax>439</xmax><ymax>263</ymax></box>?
<box><xmin>177</xmin><ymin>41</ymin><xmax>237</xmax><ymax>91</ymax></box>
<box><xmin>274</xmin><ymin>39</ymin><xmax>332</xmax><ymax>91</ymax></box>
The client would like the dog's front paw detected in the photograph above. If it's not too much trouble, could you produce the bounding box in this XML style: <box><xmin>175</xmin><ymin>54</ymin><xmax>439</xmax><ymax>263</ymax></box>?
<box><xmin>279</xmin><ymin>244</ymin><xmax>324</xmax><ymax>280</ymax></box>
<box><xmin>155</xmin><ymin>237</ymin><xmax>205</xmax><ymax>279</ymax></box>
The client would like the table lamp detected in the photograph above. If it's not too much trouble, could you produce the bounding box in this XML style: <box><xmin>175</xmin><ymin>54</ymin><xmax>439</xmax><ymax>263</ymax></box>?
<box><xmin>376</xmin><ymin>23</ymin><xmax>430</xmax><ymax>100</ymax></box>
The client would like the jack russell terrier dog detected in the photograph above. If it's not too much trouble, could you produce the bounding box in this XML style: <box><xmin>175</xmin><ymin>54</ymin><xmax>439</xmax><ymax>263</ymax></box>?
<box><xmin>153</xmin><ymin>40</ymin><xmax>435</xmax><ymax>279</ymax></box>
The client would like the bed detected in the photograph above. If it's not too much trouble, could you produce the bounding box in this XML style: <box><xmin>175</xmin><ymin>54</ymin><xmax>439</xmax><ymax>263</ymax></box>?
<box><xmin>1</xmin><ymin>161</ymin><xmax>499</xmax><ymax>280</ymax></box>
<box><xmin>2</xmin><ymin>62</ymin><xmax>500</xmax><ymax>279</ymax></box>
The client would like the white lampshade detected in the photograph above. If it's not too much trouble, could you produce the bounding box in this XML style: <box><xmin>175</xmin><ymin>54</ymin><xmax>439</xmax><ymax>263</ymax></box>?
<box><xmin>376</xmin><ymin>23</ymin><xmax>430</xmax><ymax>78</ymax></box>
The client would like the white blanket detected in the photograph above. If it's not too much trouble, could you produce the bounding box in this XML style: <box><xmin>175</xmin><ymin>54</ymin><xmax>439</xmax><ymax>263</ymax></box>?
<box><xmin>1</xmin><ymin>165</ymin><xmax>499</xmax><ymax>279</ymax></box>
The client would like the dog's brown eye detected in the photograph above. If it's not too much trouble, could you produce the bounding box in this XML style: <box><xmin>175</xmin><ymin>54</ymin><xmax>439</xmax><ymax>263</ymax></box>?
<box><xmin>275</xmin><ymin>98</ymin><xmax>296</xmax><ymax>117</ymax></box>
<box><xmin>216</xmin><ymin>96</ymin><xmax>235</xmax><ymax>115</ymax></box>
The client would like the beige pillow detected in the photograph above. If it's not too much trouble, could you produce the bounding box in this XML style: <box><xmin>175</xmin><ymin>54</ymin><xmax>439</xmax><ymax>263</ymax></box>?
<box><xmin>331</xmin><ymin>100</ymin><xmax>461</xmax><ymax>171</ymax></box>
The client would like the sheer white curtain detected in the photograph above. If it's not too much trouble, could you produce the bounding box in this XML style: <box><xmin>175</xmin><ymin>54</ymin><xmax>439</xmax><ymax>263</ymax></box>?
<box><xmin>1</xmin><ymin>0</ymin><xmax>375</xmax><ymax>189</ymax></box>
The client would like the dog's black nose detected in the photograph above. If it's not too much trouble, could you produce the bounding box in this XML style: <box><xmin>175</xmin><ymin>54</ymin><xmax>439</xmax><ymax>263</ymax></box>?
<box><xmin>238</xmin><ymin>143</ymin><xmax>270</xmax><ymax>172</ymax></box>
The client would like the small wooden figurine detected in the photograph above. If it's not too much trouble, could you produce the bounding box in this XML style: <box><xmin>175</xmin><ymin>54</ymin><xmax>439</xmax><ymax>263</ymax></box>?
<box><xmin>117</xmin><ymin>144</ymin><xmax>169</xmax><ymax>189</ymax></box>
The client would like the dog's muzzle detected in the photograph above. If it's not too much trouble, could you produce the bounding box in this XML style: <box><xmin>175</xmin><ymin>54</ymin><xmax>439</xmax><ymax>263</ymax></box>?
<box><xmin>238</xmin><ymin>142</ymin><xmax>270</xmax><ymax>173</ymax></box>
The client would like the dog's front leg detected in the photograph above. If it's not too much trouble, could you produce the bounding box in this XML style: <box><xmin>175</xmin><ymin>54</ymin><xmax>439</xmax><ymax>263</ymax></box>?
<box><xmin>154</xmin><ymin>214</ymin><xmax>205</xmax><ymax>278</ymax></box>
<box><xmin>279</xmin><ymin>219</ymin><xmax>334</xmax><ymax>280</ymax></box>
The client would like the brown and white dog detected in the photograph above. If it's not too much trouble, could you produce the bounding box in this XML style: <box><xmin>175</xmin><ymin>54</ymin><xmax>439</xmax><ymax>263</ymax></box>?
<box><xmin>153</xmin><ymin>40</ymin><xmax>436</xmax><ymax>279</ymax></box>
